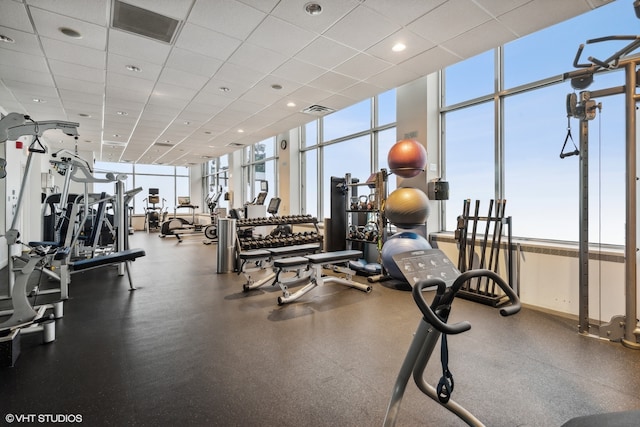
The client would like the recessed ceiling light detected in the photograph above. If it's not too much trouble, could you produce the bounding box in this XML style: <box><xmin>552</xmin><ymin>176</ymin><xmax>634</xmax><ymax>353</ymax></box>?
<box><xmin>32</xmin><ymin>98</ymin><xmax>46</xmax><ymax>103</ymax></box>
<box><xmin>392</xmin><ymin>43</ymin><xmax>406</xmax><ymax>52</ymax></box>
<box><xmin>0</xmin><ymin>34</ymin><xmax>15</xmax><ymax>43</ymax></box>
<box><xmin>204</xmin><ymin>131</ymin><xmax>212</xmax><ymax>135</ymax></box>
<box><xmin>237</xmin><ymin>129</ymin><xmax>244</xmax><ymax>133</ymax></box>
<box><xmin>287</xmin><ymin>102</ymin><xmax>296</xmax><ymax>107</ymax></box>
<box><xmin>59</xmin><ymin>27</ymin><xmax>82</xmax><ymax>38</ymax></box>
<box><xmin>183</xmin><ymin>121</ymin><xmax>191</xmax><ymax>125</ymax></box>
<box><xmin>113</xmin><ymin>134</ymin><xmax>120</xmax><ymax>137</ymax></box>
<box><xmin>116</xmin><ymin>111</ymin><xmax>128</xmax><ymax>116</ymax></box>
<box><xmin>78</xmin><ymin>113</ymin><xmax>91</xmax><ymax>118</ymax></box>
<box><xmin>125</xmin><ymin>65</ymin><xmax>141</xmax><ymax>72</ymax></box>
<box><xmin>219</xmin><ymin>86</ymin><xmax>230</xmax><ymax>92</ymax></box>
<box><xmin>304</xmin><ymin>2</ymin><xmax>322</xmax><ymax>15</ymax></box>
<box><xmin>271</xmin><ymin>84</ymin><xmax>283</xmax><ymax>90</ymax></box>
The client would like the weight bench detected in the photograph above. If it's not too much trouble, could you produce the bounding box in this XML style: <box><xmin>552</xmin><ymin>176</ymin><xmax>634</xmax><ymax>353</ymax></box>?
<box><xmin>239</xmin><ymin>243</ymin><xmax>321</xmax><ymax>291</ymax></box>
<box><xmin>273</xmin><ymin>249</ymin><xmax>372</xmax><ymax>305</ymax></box>
<box><xmin>68</xmin><ymin>248</ymin><xmax>146</xmax><ymax>291</ymax></box>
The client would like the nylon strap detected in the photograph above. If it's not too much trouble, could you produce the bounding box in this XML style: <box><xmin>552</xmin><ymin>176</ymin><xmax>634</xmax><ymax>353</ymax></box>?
<box><xmin>436</xmin><ymin>333</ymin><xmax>454</xmax><ymax>403</ymax></box>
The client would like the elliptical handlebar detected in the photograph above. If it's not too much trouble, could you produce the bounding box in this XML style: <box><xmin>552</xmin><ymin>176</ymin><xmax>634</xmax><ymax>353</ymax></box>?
<box><xmin>412</xmin><ymin>269</ymin><xmax>521</xmax><ymax>335</ymax></box>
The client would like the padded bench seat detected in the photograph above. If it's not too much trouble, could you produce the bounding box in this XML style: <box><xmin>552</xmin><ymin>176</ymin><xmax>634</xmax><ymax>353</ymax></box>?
<box><xmin>305</xmin><ymin>250</ymin><xmax>362</xmax><ymax>264</ymax></box>
<box><xmin>69</xmin><ymin>248</ymin><xmax>146</xmax><ymax>271</ymax></box>
<box><xmin>239</xmin><ymin>249</ymin><xmax>272</xmax><ymax>260</ymax></box>
<box><xmin>274</xmin><ymin>256</ymin><xmax>309</xmax><ymax>268</ymax></box>
<box><xmin>268</xmin><ymin>243</ymin><xmax>321</xmax><ymax>257</ymax></box>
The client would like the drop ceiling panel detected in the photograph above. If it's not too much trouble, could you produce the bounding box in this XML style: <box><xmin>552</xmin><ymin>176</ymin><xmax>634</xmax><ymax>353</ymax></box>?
<box><xmin>366</xmin><ymin>28</ymin><xmax>436</xmax><ymax>64</ymax></box>
<box><xmin>271</xmin><ymin>0</ymin><xmax>360</xmax><ymax>34</ymax></box>
<box><xmin>188</xmin><ymin>0</ymin><xmax>266</xmax><ymax>39</ymax></box>
<box><xmin>30</xmin><ymin>8</ymin><xmax>107</xmax><ymax>50</ymax></box>
<box><xmin>271</xmin><ymin>58</ymin><xmax>326</xmax><ymax>85</ymax></box>
<box><xmin>119</xmin><ymin>0</ymin><xmax>194</xmax><ymax>20</ymax></box>
<box><xmin>473</xmin><ymin>0</ymin><xmax>530</xmax><ymax>16</ymax></box>
<box><xmin>158</xmin><ymin>67</ymin><xmax>209</xmax><ymax>90</ymax></box>
<box><xmin>61</xmin><ymin>89</ymin><xmax>104</xmax><ymax>106</ymax></box>
<box><xmin>0</xmin><ymin>1</ymin><xmax>35</xmax><ymax>32</ymax></box>
<box><xmin>0</xmin><ymin>27</ymin><xmax>43</xmax><ymax>55</ymax></box>
<box><xmin>227</xmin><ymin>43</ymin><xmax>288</xmax><ymax>75</ymax></box>
<box><xmin>41</xmin><ymin>37</ymin><xmax>106</xmax><ymax>69</ymax></box>
<box><xmin>175</xmin><ymin>23</ymin><xmax>242</xmax><ymax>61</ymax></box>
<box><xmin>323</xmin><ymin>6</ymin><xmax>400</xmax><ymax>51</ymax></box>
<box><xmin>49</xmin><ymin>59</ymin><xmax>105</xmax><ymax>83</ymax></box>
<box><xmin>235</xmin><ymin>0</ymin><xmax>279</xmax><ymax>14</ymax></box>
<box><xmin>399</xmin><ymin>46</ymin><xmax>462</xmax><ymax>78</ymax></box>
<box><xmin>362</xmin><ymin>0</ymin><xmax>446</xmax><ymax>26</ymax></box>
<box><xmin>108</xmin><ymin>29</ymin><xmax>172</xmax><ymax>65</ymax></box>
<box><xmin>294</xmin><ymin>36</ymin><xmax>358</xmax><ymax>70</ymax></box>
<box><xmin>408</xmin><ymin>0</ymin><xmax>493</xmax><ymax>45</ymax></box>
<box><xmin>308</xmin><ymin>71</ymin><xmax>358</xmax><ymax>93</ymax></box>
<box><xmin>56</xmin><ymin>75</ymin><xmax>105</xmax><ymax>94</ymax></box>
<box><xmin>442</xmin><ymin>19</ymin><xmax>516</xmax><ymax>59</ymax></box>
<box><xmin>498</xmin><ymin>0</ymin><xmax>593</xmax><ymax>37</ymax></box>
<box><xmin>107</xmin><ymin>72</ymin><xmax>155</xmax><ymax>94</ymax></box>
<box><xmin>0</xmin><ymin>49</ymin><xmax>50</xmax><ymax>73</ymax></box>
<box><xmin>334</xmin><ymin>53</ymin><xmax>393</xmax><ymax>81</ymax></box>
<box><xmin>164</xmin><ymin>48</ymin><xmax>223</xmax><ymax>77</ymax></box>
<box><xmin>107</xmin><ymin>53</ymin><xmax>163</xmax><ymax>81</ymax></box>
<box><xmin>245</xmin><ymin>16</ymin><xmax>317</xmax><ymax>57</ymax></box>
<box><xmin>26</xmin><ymin>0</ymin><xmax>108</xmax><ymax>25</ymax></box>
<box><xmin>0</xmin><ymin>65</ymin><xmax>55</xmax><ymax>87</ymax></box>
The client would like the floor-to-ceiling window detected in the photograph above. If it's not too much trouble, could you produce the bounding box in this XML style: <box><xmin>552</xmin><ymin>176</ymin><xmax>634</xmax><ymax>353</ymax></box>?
<box><xmin>442</xmin><ymin>0</ymin><xmax>633</xmax><ymax>245</ymax></box>
<box><xmin>241</xmin><ymin>137</ymin><xmax>277</xmax><ymax>204</ymax></box>
<box><xmin>203</xmin><ymin>155</ymin><xmax>230</xmax><ymax>213</ymax></box>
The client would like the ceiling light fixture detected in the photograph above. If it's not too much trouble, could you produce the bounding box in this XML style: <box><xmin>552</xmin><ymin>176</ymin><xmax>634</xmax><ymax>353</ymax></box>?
<box><xmin>0</xmin><ymin>34</ymin><xmax>15</xmax><ymax>43</ymax></box>
<box><xmin>59</xmin><ymin>27</ymin><xmax>82</xmax><ymax>38</ymax></box>
<box><xmin>32</xmin><ymin>98</ymin><xmax>45</xmax><ymax>103</ymax></box>
<box><xmin>271</xmin><ymin>84</ymin><xmax>283</xmax><ymax>90</ymax></box>
<box><xmin>287</xmin><ymin>102</ymin><xmax>296</xmax><ymax>107</ymax></box>
<box><xmin>78</xmin><ymin>113</ymin><xmax>91</xmax><ymax>118</ymax></box>
<box><xmin>219</xmin><ymin>86</ymin><xmax>230</xmax><ymax>92</ymax></box>
<box><xmin>125</xmin><ymin>65</ymin><xmax>141</xmax><ymax>72</ymax></box>
<box><xmin>304</xmin><ymin>2</ymin><xmax>322</xmax><ymax>15</ymax></box>
<box><xmin>237</xmin><ymin>129</ymin><xmax>244</xmax><ymax>133</ymax></box>
<box><xmin>116</xmin><ymin>111</ymin><xmax>128</xmax><ymax>116</ymax></box>
<box><xmin>392</xmin><ymin>43</ymin><xmax>406</xmax><ymax>52</ymax></box>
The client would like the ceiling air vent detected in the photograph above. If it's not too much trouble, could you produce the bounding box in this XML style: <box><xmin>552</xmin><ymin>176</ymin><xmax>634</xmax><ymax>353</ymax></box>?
<box><xmin>103</xmin><ymin>140</ymin><xmax>126</xmax><ymax>146</ymax></box>
<box><xmin>112</xmin><ymin>0</ymin><xmax>181</xmax><ymax>44</ymax></box>
<box><xmin>301</xmin><ymin>104</ymin><xmax>335</xmax><ymax>115</ymax></box>
<box><xmin>154</xmin><ymin>141</ymin><xmax>175</xmax><ymax>147</ymax></box>
<box><xmin>226</xmin><ymin>142</ymin><xmax>245</xmax><ymax>147</ymax></box>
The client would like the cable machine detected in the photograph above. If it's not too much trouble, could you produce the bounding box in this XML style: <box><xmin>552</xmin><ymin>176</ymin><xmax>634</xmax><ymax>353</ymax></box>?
<box><xmin>562</xmin><ymin>34</ymin><xmax>640</xmax><ymax>348</ymax></box>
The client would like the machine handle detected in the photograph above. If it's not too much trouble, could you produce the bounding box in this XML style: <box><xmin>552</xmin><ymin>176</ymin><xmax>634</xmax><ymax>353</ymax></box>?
<box><xmin>412</xmin><ymin>269</ymin><xmax>521</xmax><ymax>335</ymax></box>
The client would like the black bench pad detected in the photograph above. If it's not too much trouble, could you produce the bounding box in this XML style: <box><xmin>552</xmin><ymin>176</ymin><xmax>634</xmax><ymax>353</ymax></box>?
<box><xmin>69</xmin><ymin>248</ymin><xmax>146</xmax><ymax>271</ymax></box>
<box><xmin>239</xmin><ymin>249</ymin><xmax>271</xmax><ymax>260</ymax></box>
<box><xmin>274</xmin><ymin>256</ymin><xmax>309</xmax><ymax>268</ymax></box>
<box><xmin>305</xmin><ymin>250</ymin><xmax>362</xmax><ymax>264</ymax></box>
<box><xmin>268</xmin><ymin>243</ymin><xmax>320</xmax><ymax>256</ymax></box>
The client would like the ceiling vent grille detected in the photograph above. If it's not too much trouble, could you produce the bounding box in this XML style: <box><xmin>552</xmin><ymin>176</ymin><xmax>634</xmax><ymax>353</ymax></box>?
<box><xmin>103</xmin><ymin>140</ymin><xmax>126</xmax><ymax>146</ymax></box>
<box><xmin>301</xmin><ymin>104</ymin><xmax>335</xmax><ymax>115</ymax></box>
<box><xmin>154</xmin><ymin>141</ymin><xmax>175</xmax><ymax>147</ymax></box>
<box><xmin>112</xmin><ymin>0</ymin><xmax>181</xmax><ymax>44</ymax></box>
<box><xmin>227</xmin><ymin>142</ymin><xmax>245</xmax><ymax>147</ymax></box>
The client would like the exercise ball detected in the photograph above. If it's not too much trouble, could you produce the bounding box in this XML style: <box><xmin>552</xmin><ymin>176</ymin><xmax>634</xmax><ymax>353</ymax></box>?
<box><xmin>385</xmin><ymin>187</ymin><xmax>430</xmax><ymax>226</ymax></box>
<box><xmin>388</xmin><ymin>139</ymin><xmax>427</xmax><ymax>178</ymax></box>
<box><xmin>381</xmin><ymin>232</ymin><xmax>432</xmax><ymax>280</ymax></box>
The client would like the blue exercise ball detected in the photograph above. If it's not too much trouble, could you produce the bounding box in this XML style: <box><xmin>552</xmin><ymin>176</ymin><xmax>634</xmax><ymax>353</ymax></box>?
<box><xmin>381</xmin><ymin>232</ymin><xmax>432</xmax><ymax>281</ymax></box>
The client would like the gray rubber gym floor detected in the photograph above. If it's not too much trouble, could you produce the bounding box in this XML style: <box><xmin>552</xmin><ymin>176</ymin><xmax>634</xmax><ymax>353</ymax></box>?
<box><xmin>1</xmin><ymin>232</ymin><xmax>640</xmax><ymax>426</ymax></box>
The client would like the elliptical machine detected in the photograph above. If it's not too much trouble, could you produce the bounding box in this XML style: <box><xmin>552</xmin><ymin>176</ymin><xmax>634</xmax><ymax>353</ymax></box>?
<box><xmin>383</xmin><ymin>267</ymin><xmax>520</xmax><ymax>426</ymax></box>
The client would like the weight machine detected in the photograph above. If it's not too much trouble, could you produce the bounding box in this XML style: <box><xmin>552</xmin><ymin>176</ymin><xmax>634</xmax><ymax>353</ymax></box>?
<box><xmin>561</xmin><ymin>32</ymin><xmax>640</xmax><ymax>348</ymax></box>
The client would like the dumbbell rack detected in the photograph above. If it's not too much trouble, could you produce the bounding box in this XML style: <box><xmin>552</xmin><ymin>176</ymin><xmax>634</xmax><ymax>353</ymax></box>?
<box><xmin>235</xmin><ymin>215</ymin><xmax>323</xmax><ymax>251</ymax></box>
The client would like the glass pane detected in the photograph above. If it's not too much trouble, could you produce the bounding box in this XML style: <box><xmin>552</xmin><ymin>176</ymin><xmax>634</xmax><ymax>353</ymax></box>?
<box><xmin>219</xmin><ymin>155</ymin><xmax>229</xmax><ymax>169</ymax></box>
<box><xmin>304</xmin><ymin>120</ymin><xmax>318</xmax><ymax>148</ymax></box>
<box><xmin>259</xmin><ymin>137</ymin><xmax>275</xmax><ymax>159</ymax></box>
<box><xmin>377</xmin><ymin>88</ymin><xmax>396</xmax><ymax>126</ymax></box>
<box><xmin>377</xmin><ymin>127</ymin><xmax>397</xmax><ymax>195</ymax></box>
<box><xmin>444</xmin><ymin>50</ymin><xmax>494</xmax><ymax>106</ymax></box>
<box><xmin>323</xmin><ymin>98</ymin><xmax>371</xmax><ymax>142</ymax></box>
<box><xmin>322</xmin><ymin>135</ymin><xmax>371</xmax><ymax>219</ymax></box>
<box><xmin>504</xmin><ymin>1</ymin><xmax>636</xmax><ymax>89</ymax></box>
<box><xmin>134</xmin><ymin>164</ymin><xmax>175</xmax><ymax>175</ymax></box>
<box><xmin>134</xmin><ymin>175</ymin><xmax>175</xmax><ymax>215</ymax></box>
<box><xmin>303</xmin><ymin>149</ymin><xmax>318</xmax><ymax>217</ymax></box>
<box><xmin>176</xmin><ymin>166</ymin><xmax>189</xmax><ymax>176</ymax></box>
<box><xmin>208</xmin><ymin>159</ymin><xmax>217</xmax><ymax>175</ymax></box>
<box><xmin>444</xmin><ymin>102</ymin><xmax>494</xmax><ymax>230</ymax></box>
<box><xmin>94</xmin><ymin>161</ymin><xmax>133</xmax><ymax>174</ymax></box>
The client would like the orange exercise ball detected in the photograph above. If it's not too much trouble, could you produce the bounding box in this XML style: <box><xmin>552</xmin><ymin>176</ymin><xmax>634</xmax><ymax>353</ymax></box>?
<box><xmin>387</xmin><ymin>139</ymin><xmax>427</xmax><ymax>178</ymax></box>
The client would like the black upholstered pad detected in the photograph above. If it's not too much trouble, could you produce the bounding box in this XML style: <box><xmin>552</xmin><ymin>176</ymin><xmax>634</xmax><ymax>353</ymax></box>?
<box><xmin>69</xmin><ymin>248</ymin><xmax>146</xmax><ymax>271</ymax></box>
<box><xmin>305</xmin><ymin>250</ymin><xmax>362</xmax><ymax>264</ymax></box>
<box><xmin>268</xmin><ymin>243</ymin><xmax>320</xmax><ymax>256</ymax></box>
<box><xmin>239</xmin><ymin>249</ymin><xmax>271</xmax><ymax>259</ymax></box>
<box><xmin>273</xmin><ymin>256</ymin><xmax>309</xmax><ymax>268</ymax></box>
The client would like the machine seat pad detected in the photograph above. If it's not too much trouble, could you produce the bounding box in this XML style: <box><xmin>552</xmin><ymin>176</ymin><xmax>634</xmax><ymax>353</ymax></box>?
<box><xmin>274</xmin><ymin>256</ymin><xmax>309</xmax><ymax>268</ymax></box>
<box><xmin>239</xmin><ymin>249</ymin><xmax>271</xmax><ymax>260</ymax></box>
<box><xmin>305</xmin><ymin>250</ymin><xmax>363</xmax><ymax>265</ymax></box>
<box><xmin>69</xmin><ymin>248</ymin><xmax>146</xmax><ymax>271</ymax></box>
<box><xmin>28</xmin><ymin>241</ymin><xmax>60</xmax><ymax>248</ymax></box>
<box><xmin>268</xmin><ymin>243</ymin><xmax>320</xmax><ymax>256</ymax></box>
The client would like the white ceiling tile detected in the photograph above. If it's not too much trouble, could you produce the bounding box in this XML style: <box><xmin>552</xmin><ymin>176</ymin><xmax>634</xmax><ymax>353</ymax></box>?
<box><xmin>408</xmin><ymin>0</ymin><xmax>492</xmax><ymax>45</ymax></box>
<box><xmin>106</xmin><ymin>85</ymin><xmax>150</xmax><ymax>103</ymax></box>
<box><xmin>498</xmin><ymin>0</ymin><xmax>592</xmax><ymax>37</ymax></box>
<box><xmin>323</xmin><ymin>6</ymin><xmax>400</xmax><ymax>51</ymax></box>
<box><xmin>340</xmin><ymin>82</ymin><xmax>386</xmax><ymax>100</ymax></box>
<box><xmin>49</xmin><ymin>59</ymin><xmax>105</xmax><ymax>83</ymax></box>
<box><xmin>271</xmin><ymin>0</ymin><xmax>360</xmax><ymax>34</ymax></box>
<box><xmin>188</xmin><ymin>0</ymin><xmax>266</xmax><ymax>39</ymax></box>
<box><xmin>30</xmin><ymin>8</ymin><xmax>107</xmax><ymax>50</ymax></box>
<box><xmin>295</xmin><ymin>36</ymin><xmax>358</xmax><ymax>69</ymax></box>
<box><xmin>286</xmin><ymin>85</ymin><xmax>334</xmax><ymax>105</ymax></box>
<box><xmin>333</xmin><ymin>53</ymin><xmax>392</xmax><ymax>81</ymax></box>
<box><xmin>474</xmin><ymin>0</ymin><xmax>531</xmax><ymax>17</ymax></box>
<box><xmin>0</xmin><ymin>27</ymin><xmax>43</xmax><ymax>55</ymax></box>
<box><xmin>108</xmin><ymin>29</ymin><xmax>172</xmax><ymax>65</ymax></box>
<box><xmin>0</xmin><ymin>65</ymin><xmax>55</xmax><ymax>87</ymax></box>
<box><xmin>151</xmin><ymin>82</ymin><xmax>197</xmax><ymax>101</ymax></box>
<box><xmin>0</xmin><ymin>49</ymin><xmax>50</xmax><ymax>73</ymax></box>
<box><xmin>235</xmin><ymin>0</ymin><xmax>279</xmax><ymax>14</ymax></box>
<box><xmin>165</xmin><ymin>48</ymin><xmax>223</xmax><ymax>77</ymax></box>
<box><xmin>442</xmin><ymin>20</ymin><xmax>516</xmax><ymax>59</ymax></box>
<box><xmin>56</xmin><ymin>75</ymin><xmax>104</xmax><ymax>94</ymax></box>
<box><xmin>227</xmin><ymin>43</ymin><xmax>287</xmax><ymax>74</ymax></box>
<box><xmin>318</xmin><ymin>93</ymin><xmax>355</xmax><ymax>111</ymax></box>
<box><xmin>107</xmin><ymin>53</ymin><xmax>163</xmax><ymax>81</ymax></box>
<box><xmin>60</xmin><ymin>88</ymin><xmax>104</xmax><ymax>106</ymax></box>
<box><xmin>26</xmin><ymin>0</ymin><xmax>109</xmax><ymax>25</ymax></box>
<box><xmin>41</xmin><ymin>37</ymin><xmax>106</xmax><ymax>69</ymax></box>
<box><xmin>366</xmin><ymin>62</ymin><xmax>423</xmax><ymax>90</ymax></box>
<box><xmin>246</xmin><ymin>16</ymin><xmax>317</xmax><ymax>57</ymax></box>
<box><xmin>107</xmin><ymin>73</ymin><xmax>155</xmax><ymax>94</ymax></box>
<box><xmin>308</xmin><ymin>71</ymin><xmax>358</xmax><ymax>92</ymax></box>
<box><xmin>366</xmin><ymin>28</ymin><xmax>436</xmax><ymax>64</ymax></box>
<box><xmin>271</xmin><ymin>58</ymin><xmax>326</xmax><ymax>85</ymax></box>
<box><xmin>399</xmin><ymin>46</ymin><xmax>461</xmax><ymax>78</ymax></box>
<box><xmin>158</xmin><ymin>67</ymin><xmax>209</xmax><ymax>90</ymax></box>
<box><xmin>6</xmin><ymin>80</ymin><xmax>58</xmax><ymax>97</ymax></box>
<box><xmin>0</xmin><ymin>1</ymin><xmax>35</xmax><ymax>32</ymax></box>
<box><xmin>362</xmin><ymin>0</ymin><xmax>446</xmax><ymax>26</ymax></box>
<box><xmin>212</xmin><ymin>62</ymin><xmax>264</xmax><ymax>88</ymax></box>
<box><xmin>175</xmin><ymin>23</ymin><xmax>242</xmax><ymax>61</ymax></box>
